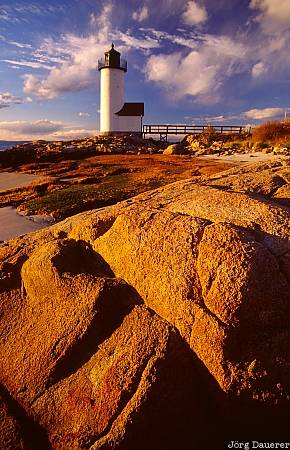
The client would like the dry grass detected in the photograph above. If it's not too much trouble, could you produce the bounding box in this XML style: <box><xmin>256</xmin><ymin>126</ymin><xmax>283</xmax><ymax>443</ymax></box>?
<box><xmin>252</xmin><ymin>120</ymin><xmax>290</xmax><ymax>144</ymax></box>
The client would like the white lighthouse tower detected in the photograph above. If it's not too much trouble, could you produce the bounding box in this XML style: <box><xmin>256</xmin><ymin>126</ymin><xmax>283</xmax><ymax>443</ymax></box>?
<box><xmin>98</xmin><ymin>44</ymin><xmax>144</xmax><ymax>135</ymax></box>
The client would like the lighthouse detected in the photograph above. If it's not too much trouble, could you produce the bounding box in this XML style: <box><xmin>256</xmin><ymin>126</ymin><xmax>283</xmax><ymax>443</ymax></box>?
<box><xmin>98</xmin><ymin>44</ymin><xmax>144</xmax><ymax>135</ymax></box>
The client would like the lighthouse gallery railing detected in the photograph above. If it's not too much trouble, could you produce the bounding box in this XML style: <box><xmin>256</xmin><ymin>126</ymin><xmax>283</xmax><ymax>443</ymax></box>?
<box><xmin>97</xmin><ymin>58</ymin><xmax>127</xmax><ymax>71</ymax></box>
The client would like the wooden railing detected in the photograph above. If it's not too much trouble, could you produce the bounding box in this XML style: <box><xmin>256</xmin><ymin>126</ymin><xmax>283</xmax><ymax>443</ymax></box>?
<box><xmin>143</xmin><ymin>124</ymin><xmax>250</xmax><ymax>141</ymax></box>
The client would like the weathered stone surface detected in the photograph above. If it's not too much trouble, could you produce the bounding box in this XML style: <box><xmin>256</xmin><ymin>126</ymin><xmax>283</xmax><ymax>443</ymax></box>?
<box><xmin>0</xmin><ymin>236</ymin><xmax>204</xmax><ymax>449</ymax></box>
<box><xmin>203</xmin><ymin>157</ymin><xmax>289</xmax><ymax>199</ymax></box>
<box><xmin>0</xmin><ymin>384</ymin><xmax>51</xmax><ymax>450</ymax></box>
<box><xmin>0</xmin><ymin>239</ymin><xmax>135</xmax><ymax>407</ymax></box>
<box><xmin>163</xmin><ymin>143</ymin><xmax>185</xmax><ymax>155</ymax></box>
<box><xmin>0</xmin><ymin>159</ymin><xmax>289</xmax><ymax>448</ymax></box>
<box><xmin>0</xmin><ymin>388</ymin><xmax>27</xmax><ymax>450</ymax></box>
<box><xmin>31</xmin><ymin>306</ymin><xmax>203</xmax><ymax>450</ymax></box>
<box><xmin>92</xmin><ymin>197</ymin><xmax>290</xmax><ymax>396</ymax></box>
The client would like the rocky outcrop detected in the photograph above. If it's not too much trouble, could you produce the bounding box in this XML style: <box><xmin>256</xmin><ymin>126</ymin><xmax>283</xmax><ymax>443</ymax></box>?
<box><xmin>0</xmin><ymin>136</ymin><xmax>162</xmax><ymax>168</ymax></box>
<box><xmin>163</xmin><ymin>143</ymin><xmax>186</xmax><ymax>155</ymax></box>
<box><xmin>0</xmin><ymin>388</ymin><xmax>27</xmax><ymax>450</ymax></box>
<box><xmin>202</xmin><ymin>158</ymin><xmax>290</xmax><ymax>207</ymax></box>
<box><xmin>0</xmin><ymin>158</ymin><xmax>289</xmax><ymax>448</ymax></box>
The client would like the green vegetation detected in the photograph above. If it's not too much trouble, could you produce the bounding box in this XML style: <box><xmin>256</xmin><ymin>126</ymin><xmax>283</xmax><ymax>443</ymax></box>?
<box><xmin>252</xmin><ymin>141</ymin><xmax>270</xmax><ymax>150</ymax></box>
<box><xmin>22</xmin><ymin>175</ymin><xmax>131</xmax><ymax>219</ymax></box>
<box><xmin>1</xmin><ymin>142</ymin><xmax>236</xmax><ymax>220</ymax></box>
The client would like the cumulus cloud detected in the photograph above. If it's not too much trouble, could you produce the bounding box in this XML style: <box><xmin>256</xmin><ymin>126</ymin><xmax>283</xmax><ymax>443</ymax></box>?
<box><xmin>244</xmin><ymin>107</ymin><xmax>285</xmax><ymax>120</ymax></box>
<box><xmin>23</xmin><ymin>3</ymin><xmax>113</xmax><ymax>99</ymax></box>
<box><xmin>4</xmin><ymin>0</ymin><xmax>288</xmax><ymax>109</ymax></box>
<box><xmin>251</xmin><ymin>61</ymin><xmax>267</xmax><ymax>78</ymax></box>
<box><xmin>146</xmin><ymin>51</ymin><xmax>217</xmax><ymax>102</ymax></box>
<box><xmin>0</xmin><ymin>120</ymin><xmax>96</xmax><ymax>140</ymax></box>
<box><xmin>250</xmin><ymin>0</ymin><xmax>290</xmax><ymax>33</ymax></box>
<box><xmin>145</xmin><ymin>35</ymin><xmax>247</xmax><ymax>102</ymax></box>
<box><xmin>247</xmin><ymin>32</ymin><xmax>290</xmax><ymax>87</ymax></box>
<box><xmin>0</xmin><ymin>92</ymin><xmax>30</xmax><ymax>108</ymax></box>
<box><xmin>23</xmin><ymin>60</ymin><xmax>94</xmax><ymax>99</ymax></box>
<box><xmin>132</xmin><ymin>5</ymin><xmax>149</xmax><ymax>22</ymax></box>
<box><xmin>182</xmin><ymin>1</ymin><xmax>208</xmax><ymax>26</ymax></box>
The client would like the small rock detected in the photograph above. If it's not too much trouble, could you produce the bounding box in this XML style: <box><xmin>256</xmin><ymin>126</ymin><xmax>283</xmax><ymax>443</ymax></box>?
<box><xmin>163</xmin><ymin>144</ymin><xmax>185</xmax><ymax>155</ymax></box>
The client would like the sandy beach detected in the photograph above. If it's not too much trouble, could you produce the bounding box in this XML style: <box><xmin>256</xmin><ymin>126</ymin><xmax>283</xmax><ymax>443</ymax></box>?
<box><xmin>198</xmin><ymin>151</ymin><xmax>285</xmax><ymax>163</ymax></box>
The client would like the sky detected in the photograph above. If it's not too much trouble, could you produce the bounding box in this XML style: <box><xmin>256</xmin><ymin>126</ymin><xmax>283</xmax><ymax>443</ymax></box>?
<box><xmin>1</xmin><ymin>0</ymin><xmax>290</xmax><ymax>140</ymax></box>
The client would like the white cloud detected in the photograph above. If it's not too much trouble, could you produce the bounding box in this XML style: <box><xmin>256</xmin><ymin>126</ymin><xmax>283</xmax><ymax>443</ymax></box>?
<box><xmin>250</xmin><ymin>0</ymin><xmax>290</xmax><ymax>33</ymax></box>
<box><xmin>51</xmin><ymin>128</ymin><xmax>96</xmax><ymax>140</ymax></box>
<box><xmin>0</xmin><ymin>35</ymin><xmax>32</xmax><ymax>48</ymax></box>
<box><xmin>251</xmin><ymin>61</ymin><xmax>267</xmax><ymax>78</ymax></box>
<box><xmin>146</xmin><ymin>51</ymin><xmax>217</xmax><ymax>102</ymax></box>
<box><xmin>89</xmin><ymin>13</ymin><xmax>98</xmax><ymax>27</ymax></box>
<box><xmin>2</xmin><ymin>59</ymin><xmax>53</xmax><ymax>70</ymax></box>
<box><xmin>0</xmin><ymin>120</ymin><xmax>63</xmax><ymax>139</ymax></box>
<box><xmin>7</xmin><ymin>40</ymin><xmax>32</xmax><ymax>49</ymax></box>
<box><xmin>145</xmin><ymin>35</ymin><xmax>247</xmax><ymax>102</ymax></box>
<box><xmin>0</xmin><ymin>92</ymin><xmax>30</xmax><ymax>108</ymax></box>
<box><xmin>244</xmin><ymin>107</ymin><xmax>285</xmax><ymax>120</ymax></box>
<box><xmin>3</xmin><ymin>2</ymin><xmax>288</xmax><ymax>109</ymax></box>
<box><xmin>23</xmin><ymin>59</ymin><xmax>95</xmax><ymax>99</ymax></box>
<box><xmin>113</xmin><ymin>31</ymin><xmax>160</xmax><ymax>50</ymax></box>
<box><xmin>132</xmin><ymin>6</ymin><xmax>149</xmax><ymax>22</ymax></box>
<box><xmin>78</xmin><ymin>112</ymin><xmax>90</xmax><ymax>117</ymax></box>
<box><xmin>205</xmin><ymin>115</ymin><xmax>225</xmax><ymax>123</ymax></box>
<box><xmin>0</xmin><ymin>3</ymin><xmax>64</xmax><ymax>23</ymax></box>
<box><xmin>182</xmin><ymin>1</ymin><xmax>208</xmax><ymax>26</ymax></box>
<box><xmin>0</xmin><ymin>10</ymin><xmax>20</xmax><ymax>23</ymax></box>
<box><xmin>0</xmin><ymin>120</ymin><xmax>96</xmax><ymax>140</ymax></box>
<box><xmin>23</xmin><ymin>3</ymin><xmax>113</xmax><ymax>99</ymax></box>
<box><xmin>247</xmin><ymin>31</ymin><xmax>290</xmax><ymax>86</ymax></box>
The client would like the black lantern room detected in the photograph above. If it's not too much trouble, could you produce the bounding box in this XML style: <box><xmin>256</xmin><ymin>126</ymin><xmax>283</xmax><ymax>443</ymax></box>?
<box><xmin>98</xmin><ymin>44</ymin><xmax>127</xmax><ymax>72</ymax></box>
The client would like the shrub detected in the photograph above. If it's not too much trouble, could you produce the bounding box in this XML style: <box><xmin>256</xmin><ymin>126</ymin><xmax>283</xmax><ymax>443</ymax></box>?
<box><xmin>253</xmin><ymin>141</ymin><xmax>270</xmax><ymax>150</ymax></box>
<box><xmin>201</xmin><ymin>126</ymin><xmax>218</xmax><ymax>145</ymax></box>
<box><xmin>252</xmin><ymin>120</ymin><xmax>290</xmax><ymax>143</ymax></box>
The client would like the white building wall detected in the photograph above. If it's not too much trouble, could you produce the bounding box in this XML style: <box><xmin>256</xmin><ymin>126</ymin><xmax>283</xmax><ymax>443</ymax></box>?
<box><xmin>117</xmin><ymin>116</ymin><xmax>142</xmax><ymax>133</ymax></box>
<box><xmin>100</xmin><ymin>68</ymin><xmax>124</xmax><ymax>132</ymax></box>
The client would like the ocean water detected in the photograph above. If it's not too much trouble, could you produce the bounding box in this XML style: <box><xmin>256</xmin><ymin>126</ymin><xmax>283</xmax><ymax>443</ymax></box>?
<box><xmin>0</xmin><ymin>140</ymin><xmax>29</xmax><ymax>151</ymax></box>
<box><xmin>0</xmin><ymin>171</ymin><xmax>52</xmax><ymax>242</ymax></box>
<box><xmin>0</xmin><ymin>206</ymin><xmax>52</xmax><ymax>243</ymax></box>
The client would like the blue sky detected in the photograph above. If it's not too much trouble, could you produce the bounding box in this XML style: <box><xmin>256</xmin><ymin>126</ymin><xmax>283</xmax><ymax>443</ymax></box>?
<box><xmin>1</xmin><ymin>0</ymin><xmax>290</xmax><ymax>140</ymax></box>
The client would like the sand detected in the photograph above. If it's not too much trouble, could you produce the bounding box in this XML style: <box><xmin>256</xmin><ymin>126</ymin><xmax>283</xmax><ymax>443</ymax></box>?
<box><xmin>198</xmin><ymin>151</ymin><xmax>285</xmax><ymax>163</ymax></box>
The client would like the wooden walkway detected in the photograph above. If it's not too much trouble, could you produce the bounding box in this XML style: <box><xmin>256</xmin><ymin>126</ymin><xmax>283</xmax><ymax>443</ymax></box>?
<box><xmin>142</xmin><ymin>124</ymin><xmax>250</xmax><ymax>141</ymax></box>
